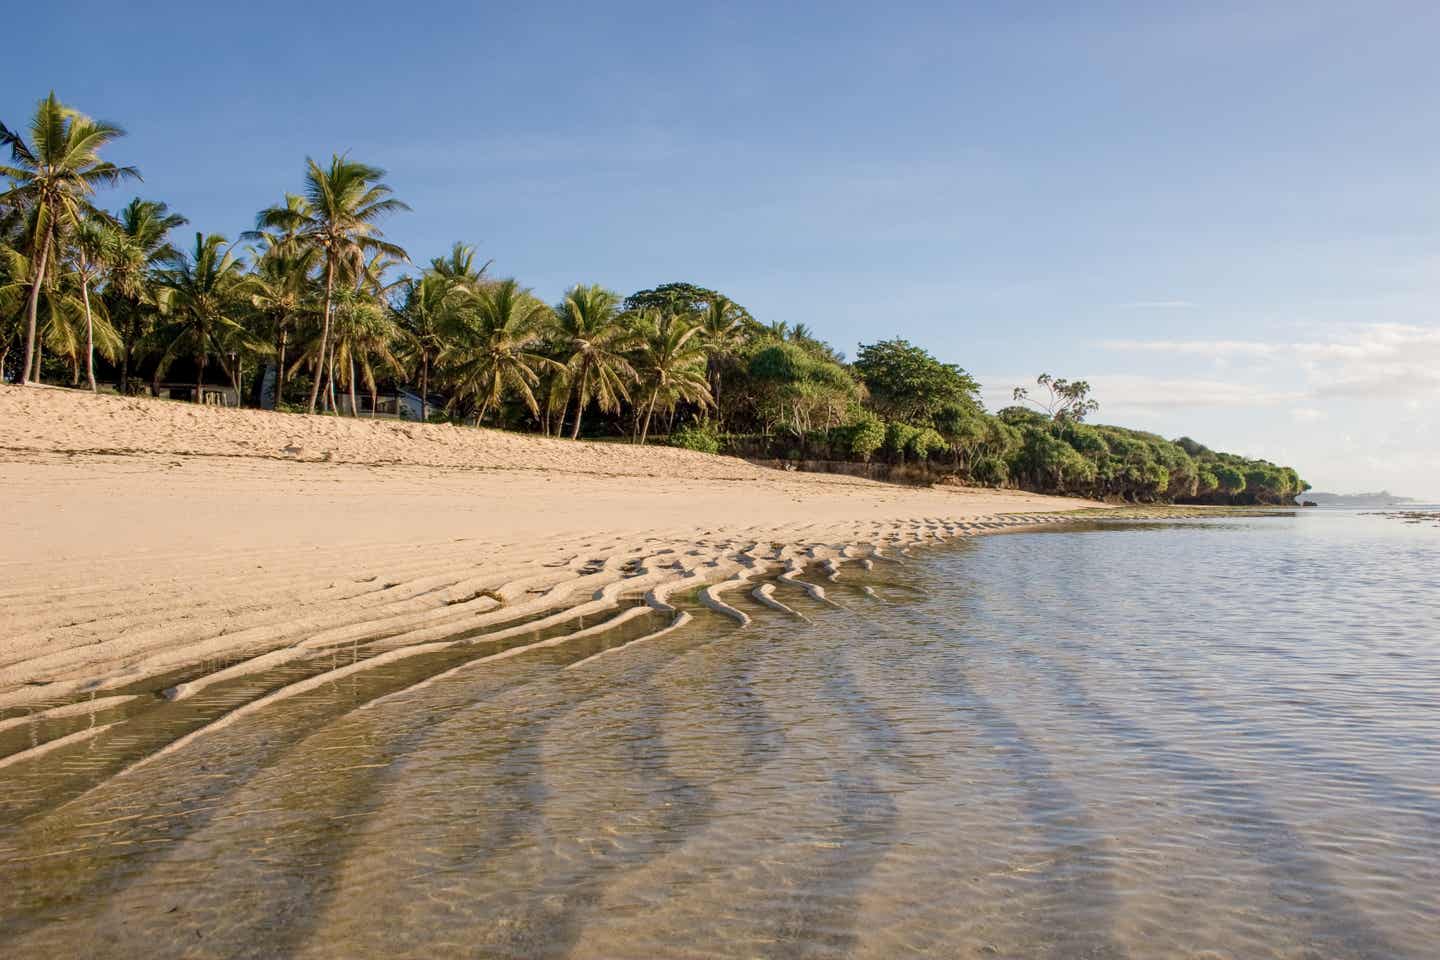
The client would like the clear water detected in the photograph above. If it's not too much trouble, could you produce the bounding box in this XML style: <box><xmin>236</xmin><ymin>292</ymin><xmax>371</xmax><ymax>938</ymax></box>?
<box><xmin>1</xmin><ymin>510</ymin><xmax>1437</xmax><ymax>958</ymax></box>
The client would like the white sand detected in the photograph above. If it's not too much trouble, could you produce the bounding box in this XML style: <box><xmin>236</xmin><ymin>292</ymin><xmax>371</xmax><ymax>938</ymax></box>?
<box><xmin>0</xmin><ymin>385</ymin><xmax>1099</xmax><ymax>711</ymax></box>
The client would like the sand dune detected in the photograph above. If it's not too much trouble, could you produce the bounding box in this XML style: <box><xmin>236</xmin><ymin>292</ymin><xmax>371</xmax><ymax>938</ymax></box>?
<box><xmin>0</xmin><ymin>384</ymin><xmax>1096</xmax><ymax>733</ymax></box>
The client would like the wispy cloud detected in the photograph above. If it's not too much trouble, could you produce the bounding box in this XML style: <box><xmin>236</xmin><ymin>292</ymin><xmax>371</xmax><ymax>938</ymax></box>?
<box><xmin>1115</xmin><ymin>300</ymin><xmax>1196</xmax><ymax>309</ymax></box>
<box><xmin>1101</xmin><ymin>324</ymin><xmax>1440</xmax><ymax>401</ymax></box>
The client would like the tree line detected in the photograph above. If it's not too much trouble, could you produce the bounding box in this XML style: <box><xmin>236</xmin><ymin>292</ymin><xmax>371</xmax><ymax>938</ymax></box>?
<box><xmin>0</xmin><ymin>93</ymin><xmax>1308</xmax><ymax>505</ymax></box>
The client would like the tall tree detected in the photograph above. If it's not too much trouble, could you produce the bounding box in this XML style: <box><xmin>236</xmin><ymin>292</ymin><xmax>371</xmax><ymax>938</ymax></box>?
<box><xmin>105</xmin><ymin>198</ymin><xmax>186</xmax><ymax>392</ymax></box>
<box><xmin>254</xmin><ymin>156</ymin><xmax>407</xmax><ymax>413</ymax></box>
<box><xmin>69</xmin><ymin>214</ymin><xmax>116</xmax><ymax>391</ymax></box>
<box><xmin>395</xmin><ymin>271</ymin><xmax>457</xmax><ymax>422</ymax></box>
<box><xmin>697</xmin><ymin>294</ymin><xmax>747</xmax><ymax>425</ymax></box>
<box><xmin>429</xmin><ymin>241</ymin><xmax>491</xmax><ymax>288</ymax></box>
<box><xmin>443</xmin><ymin>278</ymin><xmax>557</xmax><ymax>425</ymax></box>
<box><xmin>152</xmin><ymin>232</ymin><xmax>254</xmax><ymax>402</ymax></box>
<box><xmin>632</xmin><ymin>310</ymin><xmax>712</xmax><ymax>444</ymax></box>
<box><xmin>0</xmin><ymin>92</ymin><xmax>139</xmax><ymax>384</ymax></box>
<box><xmin>854</xmin><ymin>338</ymin><xmax>981</xmax><ymax>426</ymax></box>
<box><xmin>554</xmin><ymin>284</ymin><xmax>636</xmax><ymax>439</ymax></box>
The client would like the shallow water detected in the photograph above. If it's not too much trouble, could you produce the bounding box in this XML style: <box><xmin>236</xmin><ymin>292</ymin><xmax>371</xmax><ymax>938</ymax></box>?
<box><xmin>2</xmin><ymin>510</ymin><xmax>1437</xmax><ymax>958</ymax></box>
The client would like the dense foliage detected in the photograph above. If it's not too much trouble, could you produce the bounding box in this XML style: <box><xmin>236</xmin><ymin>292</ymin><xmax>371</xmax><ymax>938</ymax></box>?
<box><xmin>0</xmin><ymin>93</ymin><xmax>1307</xmax><ymax>504</ymax></box>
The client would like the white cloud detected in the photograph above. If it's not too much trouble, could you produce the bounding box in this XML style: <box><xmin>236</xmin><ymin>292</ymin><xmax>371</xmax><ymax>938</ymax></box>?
<box><xmin>1290</xmin><ymin>407</ymin><xmax>1325</xmax><ymax>423</ymax></box>
<box><xmin>1101</xmin><ymin>323</ymin><xmax>1440</xmax><ymax>402</ymax></box>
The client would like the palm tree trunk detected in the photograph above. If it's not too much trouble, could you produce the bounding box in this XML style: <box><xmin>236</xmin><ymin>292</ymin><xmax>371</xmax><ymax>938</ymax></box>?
<box><xmin>640</xmin><ymin>390</ymin><xmax>660</xmax><ymax>445</ymax></box>
<box><xmin>275</xmin><ymin>323</ymin><xmax>288</xmax><ymax>406</ymax></box>
<box><xmin>307</xmin><ymin>260</ymin><xmax>335</xmax><ymax>414</ymax></box>
<box><xmin>419</xmin><ymin>356</ymin><xmax>429</xmax><ymax>423</ymax></box>
<box><xmin>20</xmin><ymin>224</ymin><xmax>52</xmax><ymax>387</ymax></box>
<box><xmin>568</xmin><ymin>369</ymin><xmax>587</xmax><ymax>440</ymax></box>
<box><xmin>196</xmin><ymin>354</ymin><xmax>206</xmax><ymax>403</ymax></box>
<box><xmin>349</xmin><ymin>356</ymin><xmax>359</xmax><ymax>417</ymax></box>
<box><xmin>119</xmin><ymin>341</ymin><xmax>132</xmax><ymax>394</ymax></box>
<box><xmin>81</xmin><ymin>275</ymin><xmax>97</xmax><ymax>393</ymax></box>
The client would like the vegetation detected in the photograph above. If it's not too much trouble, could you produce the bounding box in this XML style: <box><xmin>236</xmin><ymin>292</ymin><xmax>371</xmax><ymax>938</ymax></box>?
<box><xmin>0</xmin><ymin>92</ymin><xmax>1308</xmax><ymax>505</ymax></box>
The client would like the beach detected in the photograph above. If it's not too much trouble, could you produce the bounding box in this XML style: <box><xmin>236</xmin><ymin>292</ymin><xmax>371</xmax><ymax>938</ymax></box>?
<box><xmin>0</xmin><ymin>385</ymin><xmax>1093</xmax><ymax>715</ymax></box>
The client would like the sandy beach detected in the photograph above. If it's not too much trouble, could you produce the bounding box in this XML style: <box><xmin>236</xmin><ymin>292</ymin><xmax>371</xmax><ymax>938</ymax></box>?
<box><xmin>0</xmin><ymin>385</ymin><xmax>1095</xmax><ymax>718</ymax></box>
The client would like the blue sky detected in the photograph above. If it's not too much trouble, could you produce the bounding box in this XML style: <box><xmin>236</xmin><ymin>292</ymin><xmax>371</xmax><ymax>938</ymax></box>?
<box><xmin>7</xmin><ymin>1</ymin><xmax>1439</xmax><ymax>496</ymax></box>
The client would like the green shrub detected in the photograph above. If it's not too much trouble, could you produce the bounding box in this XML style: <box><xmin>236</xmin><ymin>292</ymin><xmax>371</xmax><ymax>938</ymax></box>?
<box><xmin>671</xmin><ymin>420</ymin><xmax>722</xmax><ymax>455</ymax></box>
<box><xmin>907</xmin><ymin>427</ymin><xmax>947</xmax><ymax>461</ymax></box>
<box><xmin>833</xmin><ymin>411</ymin><xmax>885</xmax><ymax>461</ymax></box>
<box><xmin>972</xmin><ymin>455</ymin><xmax>1009</xmax><ymax>487</ymax></box>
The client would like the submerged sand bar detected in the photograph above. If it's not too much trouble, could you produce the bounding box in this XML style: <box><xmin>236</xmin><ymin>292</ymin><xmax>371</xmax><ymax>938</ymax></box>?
<box><xmin>0</xmin><ymin>385</ymin><xmax>1097</xmax><ymax>714</ymax></box>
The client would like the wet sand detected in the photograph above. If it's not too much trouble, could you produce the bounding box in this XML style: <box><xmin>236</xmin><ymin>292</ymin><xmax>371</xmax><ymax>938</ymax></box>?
<box><xmin>0</xmin><ymin>384</ymin><xmax>1094</xmax><ymax>716</ymax></box>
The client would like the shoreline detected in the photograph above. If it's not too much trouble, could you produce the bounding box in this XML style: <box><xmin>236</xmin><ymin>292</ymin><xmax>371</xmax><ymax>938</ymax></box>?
<box><xmin>2</xmin><ymin>385</ymin><xmax>1101</xmax><ymax>735</ymax></box>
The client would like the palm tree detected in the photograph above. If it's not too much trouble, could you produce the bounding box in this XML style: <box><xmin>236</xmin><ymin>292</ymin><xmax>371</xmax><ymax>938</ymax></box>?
<box><xmin>152</xmin><ymin>233</ymin><xmax>254</xmax><ymax>402</ymax></box>
<box><xmin>327</xmin><ymin>286</ymin><xmax>401</xmax><ymax>417</ymax></box>
<box><xmin>245</xmin><ymin>193</ymin><xmax>316</xmax><ymax>406</ymax></box>
<box><xmin>443</xmin><ymin>279</ymin><xmax>557</xmax><ymax>425</ymax></box>
<box><xmin>248</xmin><ymin>233</ymin><xmax>317</xmax><ymax>408</ymax></box>
<box><xmin>0</xmin><ymin>240</ymin><xmax>117</xmax><ymax>384</ymax></box>
<box><xmin>698</xmin><ymin>294</ymin><xmax>747</xmax><ymax>425</ymax></box>
<box><xmin>395</xmin><ymin>271</ymin><xmax>457</xmax><ymax>422</ymax></box>
<box><xmin>633</xmin><ymin>310</ymin><xmax>712</xmax><ymax>444</ymax></box>
<box><xmin>254</xmin><ymin>156</ymin><xmax>408</xmax><ymax>414</ymax></box>
<box><xmin>429</xmin><ymin>242</ymin><xmax>491</xmax><ymax>288</ymax></box>
<box><xmin>554</xmin><ymin>284</ymin><xmax>636</xmax><ymax>439</ymax></box>
<box><xmin>105</xmin><ymin>198</ymin><xmax>186</xmax><ymax>392</ymax></box>
<box><xmin>0</xmin><ymin>92</ymin><xmax>139</xmax><ymax>384</ymax></box>
<box><xmin>69</xmin><ymin>214</ymin><xmax>117</xmax><ymax>391</ymax></box>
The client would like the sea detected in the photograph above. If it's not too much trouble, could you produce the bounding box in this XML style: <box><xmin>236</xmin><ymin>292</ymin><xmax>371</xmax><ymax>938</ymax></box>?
<box><xmin>1</xmin><ymin>508</ymin><xmax>1437</xmax><ymax>958</ymax></box>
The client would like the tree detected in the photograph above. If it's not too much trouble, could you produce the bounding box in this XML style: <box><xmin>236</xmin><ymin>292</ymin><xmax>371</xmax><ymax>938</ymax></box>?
<box><xmin>254</xmin><ymin>155</ymin><xmax>408</xmax><ymax>414</ymax></box>
<box><xmin>69</xmin><ymin>214</ymin><xmax>118</xmax><ymax>391</ymax></box>
<box><xmin>0</xmin><ymin>241</ymin><xmax>113</xmax><ymax>384</ymax></box>
<box><xmin>395</xmin><ymin>272</ymin><xmax>458</xmax><ymax>422</ymax></box>
<box><xmin>854</xmin><ymin>338</ymin><xmax>981</xmax><ymax>426</ymax></box>
<box><xmin>623</xmin><ymin>282</ymin><xmax>747</xmax><ymax>318</ymax></box>
<box><xmin>632</xmin><ymin>310</ymin><xmax>711</xmax><ymax>444</ymax></box>
<box><xmin>554</xmin><ymin>284</ymin><xmax>636</xmax><ymax>439</ymax></box>
<box><xmin>0</xmin><ymin>92</ymin><xmax>140</xmax><ymax>384</ymax></box>
<box><xmin>443</xmin><ymin>278</ymin><xmax>557</xmax><ymax>425</ymax></box>
<box><xmin>429</xmin><ymin>241</ymin><xmax>491</xmax><ymax>288</ymax></box>
<box><xmin>152</xmin><ymin>233</ymin><xmax>255</xmax><ymax>402</ymax></box>
<box><xmin>1012</xmin><ymin>373</ymin><xmax>1099</xmax><ymax>423</ymax></box>
<box><xmin>697</xmin><ymin>294</ymin><xmax>749</xmax><ymax>425</ymax></box>
<box><xmin>747</xmin><ymin>340</ymin><xmax>860</xmax><ymax>436</ymax></box>
<box><xmin>105</xmin><ymin>198</ymin><xmax>186</xmax><ymax>392</ymax></box>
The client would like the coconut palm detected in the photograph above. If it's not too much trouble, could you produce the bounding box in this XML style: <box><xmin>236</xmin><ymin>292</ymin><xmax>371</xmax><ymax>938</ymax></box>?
<box><xmin>0</xmin><ymin>92</ymin><xmax>140</xmax><ymax>384</ymax></box>
<box><xmin>151</xmin><ymin>233</ymin><xmax>255</xmax><ymax>402</ymax></box>
<box><xmin>248</xmin><ymin>234</ymin><xmax>318</xmax><ymax>407</ymax></box>
<box><xmin>0</xmin><ymin>243</ymin><xmax>110</xmax><ymax>383</ymax></box>
<box><xmin>633</xmin><ymin>310</ymin><xmax>712</xmax><ymax>444</ymax></box>
<box><xmin>395</xmin><ymin>271</ymin><xmax>459</xmax><ymax>422</ymax></box>
<box><xmin>326</xmin><ymin>287</ymin><xmax>401</xmax><ymax>417</ymax></box>
<box><xmin>698</xmin><ymin>294</ymin><xmax>747</xmax><ymax>424</ymax></box>
<box><xmin>105</xmin><ymin>198</ymin><xmax>187</xmax><ymax>392</ymax></box>
<box><xmin>69</xmin><ymin>214</ymin><xmax>118</xmax><ymax>390</ymax></box>
<box><xmin>443</xmin><ymin>279</ymin><xmax>557</xmax><ymax>425</ymax></box>
<box><xmin>554</xmin><ymin>284</ymin><xmax>637</xmax><ymax>439</ymax></box>
<box><xmin>245</xmin><ymin>193</ymin><xmax>317</xmax><ymax>405</ymax></box>
<box><xmin>429</xmin><ymin>242</ymin><xmax>491</xmax><ymax>289</ymax></box>
<box><xmin>254</xmin><ymin>156</ymin><xmax>408</xmax><ymax>413</ymax></box>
